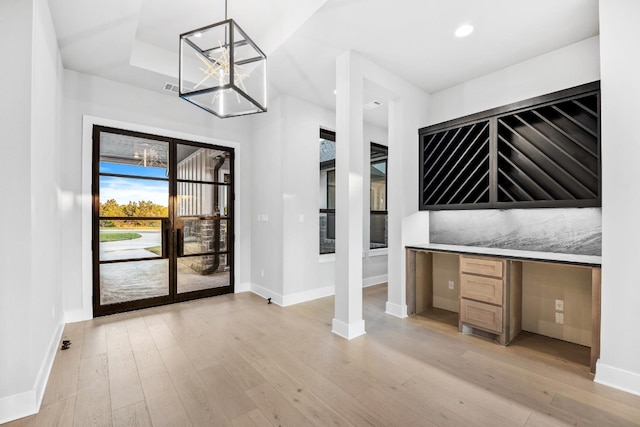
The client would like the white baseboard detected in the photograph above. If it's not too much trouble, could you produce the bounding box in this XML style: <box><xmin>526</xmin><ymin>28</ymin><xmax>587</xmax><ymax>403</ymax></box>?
<box><xmin>35</xmin><ymin>322</ymin><xmax>64</xmax><ymax>408</ymax></box>
<box><xmin>595</xmin><ymin>360</ymin><xmax>640</xmax><ymax>397</ymax></box>
<box><xmin>0</xmin><ymin>320</ymin><xmax>64</xmax><ymax>424</ymax></box>
<box><xmin>250</xmin><ymin>276</ymin><xmax>386</xmax><ymax>308</ymax></box>
<box><xmin>64</xmin><ymin>308</ymin><xmax>92</xmax><ymax>324</ymax></box>
<box><xmin>0</xmin><ymin>391</ymin><xmax>36</xmax><ymax>425</ymax></box>
<box><xmin>331</xmin><ymin>318</ymin><xmax>366</xmax><ymax>339</ymax></box>
<box><xmin>250</xmin><ymin>283</ymin><xmax>284</xmax><ymax>306</ymax></box>
<box><xmin>363</xmin><ymin>274</ymin><xmax>388</xmax><ymax>287</ymax></box>
<box><xmin>385</xmin><ymin>301</ymin><xmax>408</xmax><ymax>318</ymax></box>
<box><xmin>234</xmin><ymin>281</ymin><xmax>251</xmax><ymax>293</ymax></box>
<box><xmin>282</xmin><ymin>285</ymin><xmax>335</xmax><ymax>306</ymax></box>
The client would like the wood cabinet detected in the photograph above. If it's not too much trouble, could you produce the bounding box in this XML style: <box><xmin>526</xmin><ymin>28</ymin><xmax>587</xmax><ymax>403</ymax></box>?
<box><xmin>458</xmin><ymin>256</ymin><xmax>521</xmax><ymax>345</ymax></box>
<box><xmin>460</xmin><ymin>299</ymin><xmax>503</xmax><ymax>334</ymax></box>
<box><xmin>405</xmin><ymin>245</ymin><xmax>601</xmax><ymax>373</ymax></box>
<box><xmin>419</xmin><ymin>81</ymin><xmax>601</xmax><ymax>210</ymax></box>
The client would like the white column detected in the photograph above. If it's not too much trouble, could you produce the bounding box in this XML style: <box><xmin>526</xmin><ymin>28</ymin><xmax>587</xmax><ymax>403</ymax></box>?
<box><xmin>385</xmin><ymin>100</ymin><xmax>408</xmax><ymax>317</ymax></box>
<box><xmin>332</xmin><ymin>50</ymin><xmax>366</xmax><ymax>339</ymax></box>
<box><xmin>595</xmin><ymin>0</ymin><xmax>640</xmax><ymax>395</ymax></box>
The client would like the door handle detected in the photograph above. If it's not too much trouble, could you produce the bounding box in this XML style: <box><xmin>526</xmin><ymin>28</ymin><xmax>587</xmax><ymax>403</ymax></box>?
<box><xmin>176</xmin><ymin>229</ymin><xmax>184</xmax><ymax>257</ymax></box>
<box><xmin>163</xmin><ymin>228</ymin><xmax>170</xmax><ymax>258</ymax></box>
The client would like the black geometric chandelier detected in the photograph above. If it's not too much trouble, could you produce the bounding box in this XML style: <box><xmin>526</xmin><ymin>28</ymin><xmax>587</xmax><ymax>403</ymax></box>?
<box><xmin>179</xmin><ymin>0</ymin><xmax>267</xmax><ymax>118</ymax></box>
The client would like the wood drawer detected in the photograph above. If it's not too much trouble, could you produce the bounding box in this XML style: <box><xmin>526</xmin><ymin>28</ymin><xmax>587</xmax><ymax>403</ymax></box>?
<box><xmin>460</xmin><ymin>256</ymin><xmax>503</xmax><ymax>278</ymax></box>
<box><xmin>460</xmin><ymin>299</ymin><xmax>503</xmax><ymax>333</ymax></box>
<box><xmin>460</xmin><ymin>273</ymin><xmax>503</xmax><ymax>305</ymax></box>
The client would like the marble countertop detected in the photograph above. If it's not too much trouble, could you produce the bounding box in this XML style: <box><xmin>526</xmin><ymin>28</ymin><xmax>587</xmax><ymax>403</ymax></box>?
<box><xmin>406</xmin><ymin>243</ymin><xmax>601</xmax><ymax>267</ymax></box>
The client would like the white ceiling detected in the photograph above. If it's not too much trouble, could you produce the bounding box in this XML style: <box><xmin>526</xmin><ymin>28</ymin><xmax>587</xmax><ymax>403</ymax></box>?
<box><xmin>48</xmin><ymin>0</ymin><xmax>599</xmax><ymax>127</ymax></box>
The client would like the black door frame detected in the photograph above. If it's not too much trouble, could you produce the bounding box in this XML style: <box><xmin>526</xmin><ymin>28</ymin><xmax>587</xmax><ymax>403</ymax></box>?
<box><xmin>92</xmin><ymin>125</ymin><xmax>235</xmax><ymax>317</ymax></box>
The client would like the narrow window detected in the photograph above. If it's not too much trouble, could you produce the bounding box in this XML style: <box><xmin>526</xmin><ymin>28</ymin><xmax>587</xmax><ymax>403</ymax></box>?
<box><xmin>370</xmin><ymin>143</ymin><xmax>388</xmax><ymax>249</ymax></box>
<box><xmin>319</xmin><ymin>129</ymin><xmax>336</xmax><ymax>254</ymax></box>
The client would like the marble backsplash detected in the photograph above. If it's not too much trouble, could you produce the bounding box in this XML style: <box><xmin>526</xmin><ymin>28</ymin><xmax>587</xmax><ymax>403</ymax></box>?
<box><xmin>429</xmin><ymin>208</ymin><xmax>601</xmax><ymax>256</ymax></box>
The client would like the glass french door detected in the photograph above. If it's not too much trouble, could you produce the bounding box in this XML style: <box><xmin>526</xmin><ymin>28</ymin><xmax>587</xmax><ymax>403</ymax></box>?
<box><xmin>92</xmin><ymin>126</ymin><xmax>234</xmax><ymax>316</ymax></box>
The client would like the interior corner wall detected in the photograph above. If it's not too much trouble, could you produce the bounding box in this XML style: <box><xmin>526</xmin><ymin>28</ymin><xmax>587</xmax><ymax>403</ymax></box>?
<box><xmin>596</xmin><ymin>0</ymin><xmax>640</xmax><ymax>396</ymax></box>
<box><xmin>0</xmin><ymin>0</ymin><xmax>64</xmax><ymax>423</ymax></box>
<box><xmin>61</xmin><ymin>70</ymin><xmax>253</xmax><ymax>321</ymax></box>
<box><xmin>249</xmin><ymin>96</ymin><xmax>285</xmax><ymax>303</ymax></box>
<box><xmin>249</xmin><ymin>93</ymin><xmax>389</xmax><ymax>306</ymax></box>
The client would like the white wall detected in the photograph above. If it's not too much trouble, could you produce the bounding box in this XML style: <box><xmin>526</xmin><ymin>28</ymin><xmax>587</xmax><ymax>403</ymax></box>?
<box><xmin>250</xmin><ymin>97</ymin><xmax>285</xmax><ymax>300</ymax></box>
<box><xmin>0</xmin><ymin>0</ymin><xmax>34</xmax><ymax>408</ymax></box>
<box><xmin>427</xmin><ymin>36</ymin><xmax>601</xmax><ymax>125</ymax></box>
<box><xmin>250</xmin><ymin>93</ymin><xmax>390</xmax><ymax>306</ymax></box>
<box><xmin>61</xmin><ymin>70</ymin><xmax>253</xmax><ymax>321</ymax></box>
<box><xmin>0</xmin><ymin>0</ymin><xmax>65</xmax><ymax>422</ymax></box>
<box><xmin>596</xmin><ymin>0</ymin><xmax>640</xmax><ymax>396</ymax></box>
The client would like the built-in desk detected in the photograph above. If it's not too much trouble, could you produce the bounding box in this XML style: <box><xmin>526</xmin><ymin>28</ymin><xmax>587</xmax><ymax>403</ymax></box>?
<box><xmin>406</xmin><ymin>243</ymin><xmax>601</xmax><ymax>373</ymax></box>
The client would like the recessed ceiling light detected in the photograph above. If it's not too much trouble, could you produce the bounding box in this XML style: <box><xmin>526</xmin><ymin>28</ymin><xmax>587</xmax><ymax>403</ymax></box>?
<box><xmin>455</xmin><ymin>24</ymin><xmax>474</xmax><ymax>38</ymax></box>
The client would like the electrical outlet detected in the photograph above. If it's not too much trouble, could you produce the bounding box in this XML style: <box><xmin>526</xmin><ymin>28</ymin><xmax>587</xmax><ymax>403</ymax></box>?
<box><xmin>448</xmin><ymin>280</ymin><xmax>454</xmax><ymax>290</ymax></box>
<box><xmin>555</xmin><ymin>312</ymin><xmax>564</xmax><ymax>324</ymax></box>
<box><xmin>555</xmin><ymin>299</ymin><xmax>564</xmax><ymax>311</ymax></box>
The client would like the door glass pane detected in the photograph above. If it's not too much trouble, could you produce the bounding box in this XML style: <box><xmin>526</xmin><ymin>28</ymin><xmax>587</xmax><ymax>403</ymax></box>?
<box><xmin>176</xmin><ymin>145</ymin><xmax>230</xmax><ymax>183</ymax></box>
<box><xmin>181</xmin><ymin>219</ymin><xmax>228</xmax><ymax>255</ymax></box>
<box><xmin>99</xmin><ymin>220</ymin><xmax>163</xmax><ymax>261</ymax></box>
<box><xmin>327</xmin><ymin>170</ymin><xmax>336</xmax><ymax>209</ymax></box>
<box><xmin>370</xmin><ymin>161</ymin><xmax>386</xmax><ymax>210</ymax></box>
<box><xmin>177</xmin><ymin>182</ymin><xmax>228</xmax><ymax>217</ymax></box>
<box><xmin>100</xmin><ymin>259</ymin><xmax>169</xmax><ymax>305</ymax></box>
<box><xmin>177</xmin><ymin>254</ymin><xmax>230</xmax><ymax>294</ymax></box>
<box><xmin>100</xmin><ymin>176</ymin><xmax>169</xmax><ymax>211</ymax></box>
<box><xmin>99</xmin><ymin>132</ymin><xmax>168</xmax><ymax>178</ymax></box>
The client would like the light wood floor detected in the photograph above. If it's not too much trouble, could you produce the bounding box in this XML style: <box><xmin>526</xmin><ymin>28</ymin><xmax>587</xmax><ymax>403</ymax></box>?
<box><xmin>5</xmin><ymin>284</ymin><xmax>640</xmax><ymax>427</ymax></box>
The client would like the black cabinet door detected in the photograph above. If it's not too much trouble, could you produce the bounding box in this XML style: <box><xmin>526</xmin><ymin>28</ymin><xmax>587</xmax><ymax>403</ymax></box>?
<box><xmin>420</xmin><ymin>120</ymin><xmax>491</xmax><ymax>209</ymax></box>
<box><xmin>419</xmin><ymin>82</ymin><xmax>600</xmax><ymax>211</ymax></box>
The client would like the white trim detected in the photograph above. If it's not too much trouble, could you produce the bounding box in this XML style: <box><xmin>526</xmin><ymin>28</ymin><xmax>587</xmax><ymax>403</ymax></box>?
<box><xmin>250</xmin><ymin>283</ymin><xmax>284</xmax><ymax>306</ymax></box>
<box><xmin>80</xmin><ymin>115</ymin><xmax>243</xmax><ymax>318</ymax></box>
<box><xmin>363</xmin><ymin>274</ymin><xmax>387</xmax><ymax>288</ymax></box>
<box><xmin>248</xmin><ymin>279</ymin><xmax>386</xmax><ymax>307</ymax></box>
<box><xmin>234</xmin><ymin>281</ymin><xmax>251</xmax><ymax>293</ymax></box>
<box><xmin>319</xmin><ymin>253</ymin><xmax>336</xmax><ymax>263</ymax></box>
<box><xmin>385</xmin><ymin>301</ymin><xmax>408</xmax><ymax>318</ymax></box>
<box><xmin>368</xmin><ymin>248</ymin><xmax>388</xmax><ymax>257</ymax></box>
<box><xmin>282</xmin><ymin>285</ymin><xmax>335</xmax><ymax>306</ymax></box>
<box><xmin>34</xmin><ymin>322</ymin><xmax>64</xmax><ymax>409</ymax></box>
<box><xmin>64</xmin><ymin>308</ymin><xmax>92</xmax><ymax>324</ymax></box>
<box><xmin>595</xmin><ymin>360</ymin><xmax>640</xmax><ymax>397</ymax></box>
<box><xmin>0</xmin><ymin>322</ymin><xmax>64</xmax><ymax>424</ymax></box>
<box><xmin>331</xmin><ymin>318</ymin><xmax>366</xmax><ymax>339</ymax></box>
<box><xmin>0</xmin><ymin>391</ymin><xmax>36</xmax><ymax>425</ymax></box>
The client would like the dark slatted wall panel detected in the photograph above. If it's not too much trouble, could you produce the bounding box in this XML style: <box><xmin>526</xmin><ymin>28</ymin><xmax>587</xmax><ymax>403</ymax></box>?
<box><xmin>496</xmin><ymin>94</ymin><xmax>599</xmax><ymax>203</ymax></box>
<box><xmin>421</xmin><ymin>120</ymin><xmax>491</xmax><ymax>207</ymax></box>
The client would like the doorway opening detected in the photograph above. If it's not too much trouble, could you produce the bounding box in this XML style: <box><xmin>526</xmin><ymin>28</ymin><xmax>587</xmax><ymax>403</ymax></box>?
<box><xmin>92</xmin><ymin>126</ymin><xmax>234</xmax><ymax>317</ymax></box>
